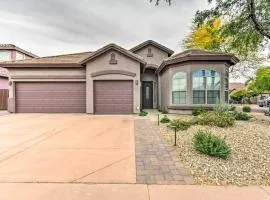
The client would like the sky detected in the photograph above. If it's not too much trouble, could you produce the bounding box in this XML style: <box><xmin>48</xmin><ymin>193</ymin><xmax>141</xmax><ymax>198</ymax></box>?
<box><xmin>0</xmin><ymin>0</ymin><xmax>208</xmax><ymax>57</ymax></box>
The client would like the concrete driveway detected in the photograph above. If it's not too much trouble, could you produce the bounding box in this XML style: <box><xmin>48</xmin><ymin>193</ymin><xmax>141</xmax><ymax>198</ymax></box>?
<box><xmin>0</xmin><ymin>114</ymin><xmax>135</xmax><ymax>183</ymax></box>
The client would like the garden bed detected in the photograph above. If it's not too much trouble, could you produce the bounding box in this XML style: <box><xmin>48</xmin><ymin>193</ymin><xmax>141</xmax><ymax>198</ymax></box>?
<box><xmin>159</xmin><ymin>113</ymin><xmax>270</xmax><ymax>186</ymax></box>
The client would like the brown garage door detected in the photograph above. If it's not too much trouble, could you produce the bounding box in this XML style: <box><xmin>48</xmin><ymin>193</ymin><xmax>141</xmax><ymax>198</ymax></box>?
<box><xmin>94</xmin><ymin>80</ymin><xmax>133</xmax><ymax>114</ymax></box>
<box><xmin>16</xmin><ymin>82</ymin><xmax>86</xmax><ymax>113</ymax></box>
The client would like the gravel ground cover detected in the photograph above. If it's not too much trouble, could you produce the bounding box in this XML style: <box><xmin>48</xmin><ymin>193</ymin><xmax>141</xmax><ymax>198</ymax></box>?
<box><xmin>159</xmin><ymin>113</ymin><xmax>270</xmax><ymax>186</ymax></box>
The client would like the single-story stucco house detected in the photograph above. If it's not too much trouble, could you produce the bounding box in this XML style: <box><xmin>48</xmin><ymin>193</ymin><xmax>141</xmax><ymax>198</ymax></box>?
<box><xmin>0</xmin><ymin>40</ymin><xmax>238</xmax><ymax>114</ymax></box>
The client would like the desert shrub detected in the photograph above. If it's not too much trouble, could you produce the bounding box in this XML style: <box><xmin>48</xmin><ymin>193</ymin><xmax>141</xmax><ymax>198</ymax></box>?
<box><xmin>242</xmin><ymin>105</ymin><xmax>251</xmax><ymax>113</ymax></box>
<box><xmin>192</xmin><ymin>106</ymin><xmax>207</xmax><ymax>116</ymax></box>
<box><xmin>228</xmin><ymin>105</ymin><xmax>236</xmax><ymax>111</ymax></box>
<box><xmin>160</xmin><ymin>115</ymin><xmax>170</xmax><ymax>123</ymax></box>
<box><xmin>264</xmin><ymin>110</ymin><xmax>270</xmax><ymax>116</ymax></box>
<box><xmin>214</xmin><ymin>103</ymin><xmax>232</xmax><ymax>113</ymax></box>
<box><xmin>194</xmin><ymin>130</ymin><xmax>231</xmax><ymax>159</ymax></box>
<box><xmin>139</xmin><ymin>110</ymin><xmax>148</xmax><ymax>116</ymax></box>
<box><xmin>198</xmin><ymin>111</ymin><xmax>235</xmax><ymax>127</ymax></box>
<box><xmin>232</xmin><ymin>111</ymin><xmax>252</xmax><ymax>121</ymax></box>
<box><xmin>169</xmin><ymin>119</ymin><xmax>193</xmax><ymax>131</ymax></box>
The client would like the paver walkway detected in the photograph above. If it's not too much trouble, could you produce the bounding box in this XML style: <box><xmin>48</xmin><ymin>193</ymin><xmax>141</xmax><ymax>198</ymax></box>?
<box><xmin>135</xmin><ymin>119</ymin><xmax>193</xmax><ymax>184</ymax></box>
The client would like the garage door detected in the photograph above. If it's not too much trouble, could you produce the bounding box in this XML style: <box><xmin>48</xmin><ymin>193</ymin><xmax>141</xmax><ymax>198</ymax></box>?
<box><xmin>16</xmin><ymin>82</ymin><xmax>86</xmax><ymax>113</ymax></box>
<box><xmin>94</xmin><ymin>80</ymin><xmax>133</xmax><ymax>114</ymax></box>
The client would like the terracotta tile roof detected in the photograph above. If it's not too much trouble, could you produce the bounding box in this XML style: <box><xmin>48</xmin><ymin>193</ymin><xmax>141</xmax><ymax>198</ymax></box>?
<box><xmin>167</xmin><ymin>49</ymin><xmax>236</xmax><ymax>60</ymax></box>
<box><xmin>0</xmin><ymin>51</ymin><xmax>92</xmax><ymax>66</ymax></box>
<box><xmin>130</xmin><ymin>40</ymin><xmax>174</xmax><ymax>56</ymax></box>
<box><xmin>157</xmin><ymin>49</ymin><xmax>239</xmax><ymax>74</ymax></box>
<box><xmin>0</xmin><ymin>44</ymin><xmax>38</xmax><ymax>58</ymax></box>
<box><xmin>1</xmin><ymin>43</ymin><xmax>146</xmax><ymax>67</ymax></box>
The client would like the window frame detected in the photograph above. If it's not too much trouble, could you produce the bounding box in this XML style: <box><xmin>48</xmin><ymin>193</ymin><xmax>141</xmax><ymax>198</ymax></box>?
<box><xmin>0</xmin><ymin>51</ymin><xmax>11</xmax><ymax>61</ymax></box>
<box><xmin>172</xmin><ymin>71</ymin><xmax>187</xmax><ymax>105</ymax></box>
<box><xmin>192</xmin><ymin>69</ymin><xmax>221</xmax><ymax>105</ymax></box>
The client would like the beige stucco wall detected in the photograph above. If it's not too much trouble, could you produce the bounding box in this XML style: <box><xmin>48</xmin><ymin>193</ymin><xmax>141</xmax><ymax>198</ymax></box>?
<box><xmin>141</xmin><ymin>69</ymin><xmax>158</xmax><ymax>108</ymax></box>
<box><xmin>7</xmin><ymin>67</ymin><xmax>86</xmax><ymax>113</ymax></box>
<box><xmin>159</xmin><ymin>62</ymin><xmax>228</xmax><ymax>112</ymax></box>
<box><xmin>86</xmin><ymin>50</ymin><xmax>141</xmax><ymax>114</ymax></box>
<box><xmin>134</xmin><ymin>44</ymin><xmax>169</xmax><ymax>67</ymax></box>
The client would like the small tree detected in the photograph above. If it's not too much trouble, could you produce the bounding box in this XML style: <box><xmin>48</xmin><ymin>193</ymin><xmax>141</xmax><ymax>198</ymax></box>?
<box><xmin>253</xmin><ymin>67</ymin><xmax>270</xmax><ymax>93</ymax></box>
<box><xmin>252</xmin><ymin>67</ymin><xmax>270</xmax><ymax>110</ymax></box>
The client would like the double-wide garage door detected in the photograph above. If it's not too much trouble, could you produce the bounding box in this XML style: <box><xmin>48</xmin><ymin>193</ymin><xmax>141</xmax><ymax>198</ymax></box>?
<box><xmin>15</xmin><ymin>81</ymin><xmax>133</xmax><ymax>114</ymax></box>
<box><xmin>94</xmin><ymin>80</ymin><xmax>133</xmax><ymax>114</ymax></box>
<box><xmin>16</xmin><ymin>82</ymin><xmax>86</xmax><ymax>113</ymax></box>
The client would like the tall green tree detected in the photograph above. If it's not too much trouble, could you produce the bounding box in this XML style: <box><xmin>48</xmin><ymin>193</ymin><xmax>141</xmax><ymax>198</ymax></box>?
<box><xmin>151</xmin><ymin>0</ymin><xmax>270</xmax><ymax>80</ymax></box>
<box><xmin>152</xmin><ymin>0</ymin><xmax>270</xmax><ymax>55</ymax></box>
<box><xmin>252</xmin><ymin>67</ymin><xmax>270</xmax><ymax>92</ymax></box>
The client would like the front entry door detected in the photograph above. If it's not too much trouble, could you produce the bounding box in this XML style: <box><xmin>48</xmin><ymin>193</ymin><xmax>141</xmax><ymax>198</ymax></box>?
<box><xmin>142</xmin><ymin>81</ymin><xmax>153</xmax><ymax>109</ymax></box>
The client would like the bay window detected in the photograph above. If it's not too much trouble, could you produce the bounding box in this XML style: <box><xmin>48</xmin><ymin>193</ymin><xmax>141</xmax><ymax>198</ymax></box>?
<box><xmin>192</xmin><ymin>69</ymin><xmax>220</xmax><ymax>104</ymax></box>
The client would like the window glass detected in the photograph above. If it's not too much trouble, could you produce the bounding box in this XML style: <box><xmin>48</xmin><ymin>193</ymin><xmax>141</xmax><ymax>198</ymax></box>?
<box><xmin>172</xmin><ymin>91</ymin><xmax>186</xmax><ymax>104</ymax></box>
<box><xmin>207</xmin><ymin>76</ymin><xmax>220</xmax><ymax>90</ymax></box>
<box><xmin>172</xmin><ymin>72</ymin><xmax>187</xmax><ymax>104</ymax></box>
<box><xmin>146</xmin><ymin>86</ymin><xmax>150</xmax><ymax>99</ymax></box>
<box><xmin>0</xmin><ymin>51</ymin><xmax>11</xmax><ymax>61</ymax></box>
<box><xmin>192</xmin><ymin>69</ymin><xmax>220</xmax><ymax>104</ymax></box>
<box><xmin>193</xmin><ymin>77</ymin><xmax>205</xmax><ymax>90</ymax></box>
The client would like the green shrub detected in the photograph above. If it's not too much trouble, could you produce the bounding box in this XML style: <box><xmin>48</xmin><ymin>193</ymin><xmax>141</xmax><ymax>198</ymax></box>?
<box><xmin>194</xmin><ymin>130</ymin><xmax>231</xmax><ymax>159</ymax></box>
<box><xmin>242</xmin><ymin>106</ymin><xmax>251</xmax><ymax>113</ymax></box>
<box><xmin>198</xmin><ymin>111</ymin><xmax>235</xmax><ymax>127</ymax></box>
<box><xmin>160</xmin><ymin>115</ymin><xmax>170</xmax><ymax>123</ymax></box>
<box><xmin>192</xmin><ymin>106</ymin><xmax>207</xmax><ymax>116</ymax></box>
<box><xmin>233</xmin><ymin>111</ymin><xmax>252</xmax><ymax>121</ymax></box>
<box><xmin>214</xmin><ymin>103</ymin><xmax>232</xmax><ymax>113</ymax></box>
<box><xmin>139</xmin><ymin>110</ymin><xmax>148</xmax><ymax>116</ymax></box>
<box><xmin>169</xmin><ymin>119</ymin><xmax>193</xmax><ymax>131</ymax></box>
<box><xmin>264</xmin><ymin>110</ymin><xmax>270</xmax><ymax>116</ymax></box>
<box><xmin>228</xmin><ymin>105</ymin><xmax>236</xmax><ymax>111</ymax></box>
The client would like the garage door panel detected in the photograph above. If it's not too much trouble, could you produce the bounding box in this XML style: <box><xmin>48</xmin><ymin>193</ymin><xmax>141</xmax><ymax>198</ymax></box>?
<box><xmin>16</xmin><ymin>82</ymin><xmax>86</xmax><ymax>113</ymax></box>
<box><xmin>94</xmin><ymin>80</ymin><xmax>133</xmax><ymax>114</ymax></box>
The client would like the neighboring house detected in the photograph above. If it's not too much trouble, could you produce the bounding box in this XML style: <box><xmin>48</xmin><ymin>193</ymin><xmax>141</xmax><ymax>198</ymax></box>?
<box><xmin>0</xmin><ymin>68</ymin><xmax>9</xmax><ymax>90</ymax></box>
<box><xmin>0</xmin><ymin>44</ymin><xmax>38</xmax><ymax>89</ymax></box>
<box><xmin>229</xmin><ymin>83</ymin><xmax>245</xmax><ymax>94</ymax></box>
<box><xmin>0</xmin><ymin>40</ymin><xmax>238</xmax><ymax>114</ymax></box>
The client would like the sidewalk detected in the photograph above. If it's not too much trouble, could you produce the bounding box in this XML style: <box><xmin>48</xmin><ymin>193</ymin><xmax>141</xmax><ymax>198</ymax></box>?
<box><xmin>0</xmin><ymin>183</ymin><xmax>269</xmax><ymax>200</ymax></box>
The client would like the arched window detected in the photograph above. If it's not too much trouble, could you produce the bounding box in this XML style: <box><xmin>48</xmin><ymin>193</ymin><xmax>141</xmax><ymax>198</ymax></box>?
<box><xmin>192</xmin><ymin>69</ymin><xmax>220</xmax><ymax>104</ymax></box>
<box><xmin>172</xmin><ymin>72</ymin><xmax>187</xmax><ymax>104</ymax></box>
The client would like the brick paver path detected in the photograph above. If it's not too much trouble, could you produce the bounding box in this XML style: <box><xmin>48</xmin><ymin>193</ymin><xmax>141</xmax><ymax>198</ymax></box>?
<box><xmin>134</xmin><ymin>119</ymin><xmax>194</xmax><ymax>184</ymax></box>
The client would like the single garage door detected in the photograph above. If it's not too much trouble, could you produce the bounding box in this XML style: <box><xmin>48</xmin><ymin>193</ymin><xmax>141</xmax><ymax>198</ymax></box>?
<box><xmin>16</xmin><ymin>82</ymin><xmax>86</xmax><ymax>113</ymax></box>
<box><xmin>94</xmin><ymin>80</ymin><xmax>133</xmax><ymax>114</ymax></box>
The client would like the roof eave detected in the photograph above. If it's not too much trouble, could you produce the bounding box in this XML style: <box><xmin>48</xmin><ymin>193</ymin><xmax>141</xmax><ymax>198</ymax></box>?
<box><xmin>0</xmin><ymin>46</ymin><xmax>38</xmax><ymax>58</ymax></box>
<box><xmin>79</xmin><ymin>44</ymin><xmax>146</xmax><ymax>66</ymax></box>
<box><xmin>156</xmin><ymin>55</ymin><xmax>240</xmax><ymax>74</ymax></box>
<box><xmin>130</xmin><ymin>40</ymin><xmax>174</xmax><ymax>56</ymax></box>
<box><xmin>0</xmin><ymin>63</ymin><xmax>83</xmax><ymax>68</ymax></box>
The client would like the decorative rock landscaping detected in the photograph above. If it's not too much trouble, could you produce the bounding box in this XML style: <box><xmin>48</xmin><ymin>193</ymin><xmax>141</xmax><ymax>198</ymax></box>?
<box><xmin>159</xmin><ymin>113</ymin><xmax>270</xmax><ymax>186</ymax></box>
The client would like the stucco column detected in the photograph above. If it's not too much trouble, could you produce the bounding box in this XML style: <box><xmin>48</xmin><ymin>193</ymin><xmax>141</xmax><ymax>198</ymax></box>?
<box><xmin>8</xmin><ymin>80</ymin><xmax>15</xmax><ymax>113</ymax></box>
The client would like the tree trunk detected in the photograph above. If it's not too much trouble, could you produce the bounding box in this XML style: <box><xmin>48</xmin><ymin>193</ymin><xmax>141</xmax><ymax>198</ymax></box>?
<box><xmin>248</xmin><ymin>0</ymin><xmax>270</xmax><ymax>39</ymax></box>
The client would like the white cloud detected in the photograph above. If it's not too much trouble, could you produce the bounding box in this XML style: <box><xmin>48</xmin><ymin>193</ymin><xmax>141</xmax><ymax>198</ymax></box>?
<box><xmin>0</xmin><ymin>0</ymin><xmax>208</xmax><ymax>56</ymax></box>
